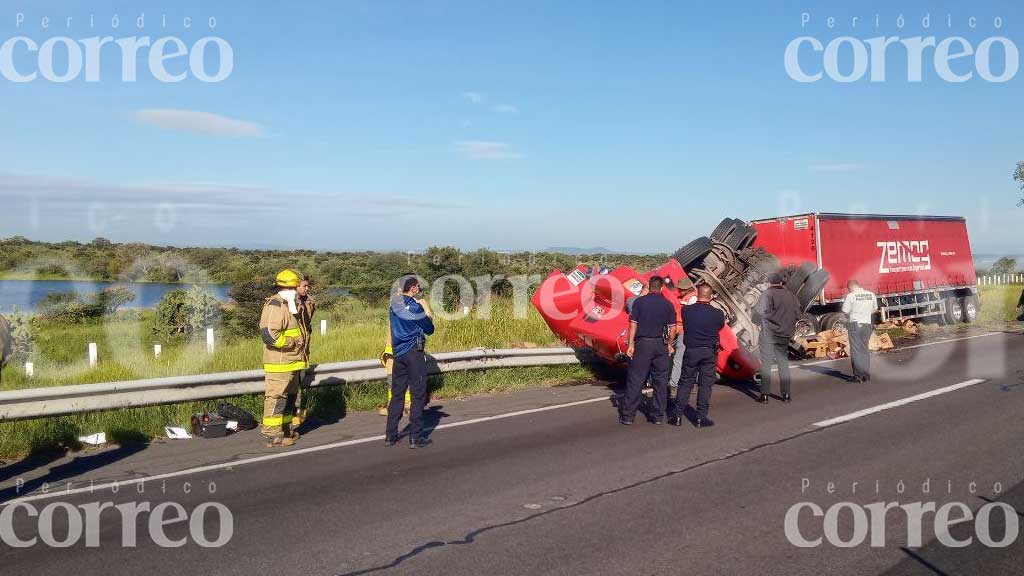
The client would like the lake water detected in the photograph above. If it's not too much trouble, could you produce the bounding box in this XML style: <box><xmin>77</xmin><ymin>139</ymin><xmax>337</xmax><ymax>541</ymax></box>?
<box><xmin>0</xmin><ymin>280</ymin><xmax>232</xmax><ymax>313</ymax></box>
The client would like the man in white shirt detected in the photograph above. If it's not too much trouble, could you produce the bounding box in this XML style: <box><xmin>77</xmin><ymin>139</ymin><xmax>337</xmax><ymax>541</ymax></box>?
<box><xmin>841</xmin><ymin>280</ymin><xmax>879</xmax><ymax>383</ymax></box>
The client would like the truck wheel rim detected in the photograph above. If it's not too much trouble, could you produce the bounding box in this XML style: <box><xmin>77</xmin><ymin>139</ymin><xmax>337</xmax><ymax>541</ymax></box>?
<box><xmin>794</xmin><ymin>320</ymin><xmax>815</xmax><ymax>338</ymax></box>
<box><xmin>951</xmin><ymin>300</ymin><xmax>962</xmax><ymax>319</ymax></box>
<box><xmin>965</xmin><ymin>302</ymin><xmax>977</xmax><ymax>320</ymax></box>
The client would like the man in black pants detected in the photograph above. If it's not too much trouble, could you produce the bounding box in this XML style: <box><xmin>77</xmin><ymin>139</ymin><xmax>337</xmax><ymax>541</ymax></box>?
<box><xmin>671</xmin><ymin>285</ymin><xmax>726</xmax><ymax>428</ymax></box>
<box><xmin>619</xmin><ymin>276</ymin><xmax>677</xmax><ymax>426</ymax></box>
<box><xmin>385</xmin><ymin>276</ymin><xmax>436</xmax><ymax>448</ymax></box>
<box><xmin>752</xmin><ymin>272</ymin><xmax>800</xmax><ymax>403</ymax></box>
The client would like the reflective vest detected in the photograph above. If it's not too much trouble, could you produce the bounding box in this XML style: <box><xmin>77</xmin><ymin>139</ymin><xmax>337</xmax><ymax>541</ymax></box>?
<box><xmin>259</xmin><ymin>294</ymin><xmax>309</xmax><ymax>372</ymax></box>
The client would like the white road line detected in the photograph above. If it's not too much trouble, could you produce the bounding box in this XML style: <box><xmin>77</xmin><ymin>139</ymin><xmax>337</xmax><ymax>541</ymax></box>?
<box><xmin>2</xmin><ymin>395</ymin><xmax>613</xmax><ymax>506</ymax></box>
<box><xmin>812</xmin><ymin>379</ymin><xmax>987</xmax><ymax>428</ymax></box>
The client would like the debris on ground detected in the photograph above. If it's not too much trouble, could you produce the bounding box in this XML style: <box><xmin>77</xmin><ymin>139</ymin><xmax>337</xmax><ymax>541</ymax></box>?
<box><xmin>77</xmin><ymin>432</ymin><xmax>107</xmax><ymax>446</ymax></box>
<box><xmin>164</xmin><ymin>426</ymin><xmax>192</xmax><ymax>439</ymax></box>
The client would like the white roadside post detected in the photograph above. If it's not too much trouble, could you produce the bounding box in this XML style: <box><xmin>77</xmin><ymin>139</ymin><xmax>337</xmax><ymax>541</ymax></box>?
<box><xmin>154</xmin><ymin>343</ymin><xmax>162</xmax><ymax>358</ymax></box>
<box><xmin>320</xmin><ymin>319</ymin><xmax>327</xmax><ymax>336</ymax></box>
<box><xmin>24</xmin><ymin>362</ymin><xmax>34</xmax><ymax>377</ymax></box>
<box><xmin>206</xmin><ymin>328</ymin><xmax>215</xmax><ymax>354</ymax></box>
<box><xmin>88</xmin><ymin>342</ymin><xmax>98</xmax><ymax>367</ymax></box>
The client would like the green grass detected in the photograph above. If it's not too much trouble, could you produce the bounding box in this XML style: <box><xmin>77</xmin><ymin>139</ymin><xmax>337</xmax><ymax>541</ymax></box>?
<box><xmin>0</xmin><ymin>298</ymin><xmax>563</xmax><ymax>391</ymax></box>
<box><xmin>916</xmin><ymin>285</ymin><xmax>1023</xmax><ymax>337</ymax></box>
<box><xmin>976</xmin><ymin>285</ymin><xmax>1022</xmax><ymax>324</ymax></box>
<box><xmin>0</xmin><ymin>298</ymin><xmax>589</xmax><ymax>458</ymax></box>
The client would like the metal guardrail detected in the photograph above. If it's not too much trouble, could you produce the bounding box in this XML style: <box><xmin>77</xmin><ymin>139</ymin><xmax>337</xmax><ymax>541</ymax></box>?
<box><xmin>0</xmin><ymin>347</ymin><xmax>587</xmax><ymax>421</ymax></box>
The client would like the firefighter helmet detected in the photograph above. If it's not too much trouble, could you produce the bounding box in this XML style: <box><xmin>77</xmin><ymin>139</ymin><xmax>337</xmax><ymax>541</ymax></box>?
<box><xmin>275</xmin><ymin>269</ymin><xmax>302</xmax><ymax>288</ymax></box>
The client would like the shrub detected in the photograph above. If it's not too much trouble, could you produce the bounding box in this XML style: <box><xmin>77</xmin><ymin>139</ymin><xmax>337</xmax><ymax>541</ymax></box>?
<box><xmin>1</xmin><ymin>311</ymin><xmax>34</xmax><ymax>365</ymax></box>
<box><xmin>36</xmin><ymin>288</ymin><xmax>136</xmax><ymax>323</ymax></box>
<box><xmin>150</xmin><ymin>286</ymin><xmax>222</xmax><ymax>343</ymax></box>
<box><xmin>222</xmin><ymin>276</ymin><xmax>274</xmax><ymax>338</ymax></box>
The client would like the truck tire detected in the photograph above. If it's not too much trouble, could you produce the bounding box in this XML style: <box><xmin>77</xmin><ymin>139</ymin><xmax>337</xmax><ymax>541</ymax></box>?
<box><xmin>672</xmin><ymin>237</ymin><xmax>714</xmax><ymax>270</ymax></box>
<box><xmin>944</xmin><ymin>297</ymin><xmax>963</xmax><ymax>324</ymax></box>
<box><xmin>793</xmin><ymin>313</ymin><xmax>819</xmax><ymax>339</ymax></box>
<box><xmin>795</xmin><ymin>269</ymin><xmax>830</xmax><ymax>312</ymax></box>
<box><xmin>959</xmin><ymin>295</ymin><xmax>979</xmax><ymax>323</ymax></box>
<box><xmin>785</xmin><ymin>263</ymin><xmax>816</xmax><ymax>294</ymax></box>
<box><xmin>736</xmin><ymin>226</ymin><xmax>758</xmax><ymax>250</ymax></box>
<box><xmin>710</xmin><ymin>218</ymin><xmax>741</xmax><ymax>242</ymax></box>
<box><xmin>723</xmin><ymin>224</ymin><xmax>756</xmax><ymax>250</ymax></box>
<box><xmin>819</xmin><ymin>312</ymin><xmax>849</xmax><ymax>335</ymax></box>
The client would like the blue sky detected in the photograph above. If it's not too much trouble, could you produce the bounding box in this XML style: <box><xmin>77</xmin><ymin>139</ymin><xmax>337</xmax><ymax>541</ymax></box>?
<box><xmin>0</xmin><ymin>0</ymin><xmax>1021</xmax><ymax>254</ymax></box>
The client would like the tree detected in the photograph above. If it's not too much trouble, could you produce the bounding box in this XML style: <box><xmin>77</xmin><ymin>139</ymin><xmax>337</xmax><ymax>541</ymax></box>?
<box><xmin>1015</xmin><ymin>160</ymin><xmax>1024</xmax><ymax>207</ymax></box>
<box><xmin>93</xmin><ymin>287</ymin><xmax>136</xmax><ymax>314</ymax></box>
<box><xmin>991</xmin><ymin>257</ymin><xmax>1017</xmax><ymax>275</ymax></box>
<box><xmin>222</xmin><ymin>275</ymin><xmax>274</xmax><ymax>337</ymax></box>
<box><xmin>150</xmin><ymin>287</ymin><xmax>222</xmax><ymax>343</ymax></box>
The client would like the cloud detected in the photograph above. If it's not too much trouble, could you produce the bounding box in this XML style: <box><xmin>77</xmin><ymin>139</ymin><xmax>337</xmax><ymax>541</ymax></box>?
<box><xmin>132</xmin><ymin>108</ymin><xmax>266</xmax><ymax>138</ymax></box>
<box><xmin>0</xmin><ymin>172</ymin><xmax>275</xmax><ymax>208</ymax></box>
<box><xmin>462</xmin><ymin>91</ymin><xmax>484</xmax><ymax>105</ymax></box>
<box><xmin>808</xmin><ymin>163</ymin><xmax>866</xmax><ymax>172</ymax></box>
<box><xmin>492</xmin><ymin>104</ymin><xmax>518</xmax><ymax>113</ymax></box>
<box><xmin>454</xmin><ymin>140</ymin><xmax>522</xmax><ymax>160</ymax></box>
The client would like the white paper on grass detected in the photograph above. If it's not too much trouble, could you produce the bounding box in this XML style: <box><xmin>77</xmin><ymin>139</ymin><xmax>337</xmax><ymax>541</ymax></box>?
<box><xmin>77</xmin><ymin>432</ymin><xmax>106</xmax><ymax>445</ymax></box>
<box><xmin>226</xmin><ymin>421</ymin><xmax>239</xmax><ymax>431</ymax></box>
<box><xmin>165</xmin><ymin>426</ymin><xmax>192</xmax><ymax>439</ymax></box>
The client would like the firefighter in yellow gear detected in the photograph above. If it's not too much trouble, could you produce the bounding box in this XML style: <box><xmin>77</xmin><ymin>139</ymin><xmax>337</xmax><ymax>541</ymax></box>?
<box><xmin>259</xmin><ymin>269</ymin><xmax>310</xmax><ymax>447</ymax></box>
<box><xmin>291</xmin><ymin>276</ymin><xmax>316</xmax><ymax>428</ymax></box>
<box><xmin>378</xmin><ymin>344</ymin><xmax>411</xmax><ymax>415</ymax></box>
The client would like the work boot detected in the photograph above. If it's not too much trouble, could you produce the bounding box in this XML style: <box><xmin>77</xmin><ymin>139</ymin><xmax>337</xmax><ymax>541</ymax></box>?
<box><xmin>291</xmin><ymin>411</ymin><xmax>306</xmax><ymax>428</ymax></box>
<box><xmin>264</xmin><ymin>434</ymin><xmax>298</xmax><ymax>448</ymax></box>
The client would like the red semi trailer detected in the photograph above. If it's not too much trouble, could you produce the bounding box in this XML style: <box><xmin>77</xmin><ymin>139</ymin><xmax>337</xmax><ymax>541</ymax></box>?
<box><xmin>751</xmin><ymin>213</ymin><xmax>980</xmax><ymax>337</ymax></box>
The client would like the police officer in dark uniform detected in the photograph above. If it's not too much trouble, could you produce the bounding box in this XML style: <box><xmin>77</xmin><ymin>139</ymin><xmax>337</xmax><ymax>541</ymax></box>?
<box><xmin>619</xmin><ymin>276</ymin><xmax>676</xmax><ymax>426</ymax></box>
<box><xmin>670</xmin><ymin>284</ymin><xmax>725</xmax><ymax>428</ymax></box>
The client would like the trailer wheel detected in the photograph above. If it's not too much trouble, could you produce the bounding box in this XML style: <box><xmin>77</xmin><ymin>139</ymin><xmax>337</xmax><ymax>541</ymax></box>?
<box><xmin>943</xmin><ymin>297</ymin><xmax>963</xmax><ymax>324</ymax></box>
<box><xmin>710</xmin><ymin>218</ymin><xmax>741</xmax><ymax>242</ymax></box>
<box><xmin>793</xmin><ymin>313</ymin><xmax>819</xmax><ymax>339</ymax></box>
<box><xmin>960</xmin><ymin>295</ymin><xmax>978</xmax><ymax>323</ymax></box>
<box><xmin>795</xmin><ymin>269</ymin><xmax>830</xmax><ymax>312</ymax></box>
<box><xmin>672</xmin><ymin>237</ymin><xmax>714</xmax><ymax>270</ymax></box>
<box><xmin>819</xmin><ymin>312</ymin><xmax>849</xmax><ymax>335</ymax></box>
<box><xmin>785</xmin><ymin>263</ymin><xmax>816</xmax><ymax>294</ymax></box>
<box><xmin>723</xmin><ymin>224</ymin><xmax>756</xmax><ymax>250</ymax></box>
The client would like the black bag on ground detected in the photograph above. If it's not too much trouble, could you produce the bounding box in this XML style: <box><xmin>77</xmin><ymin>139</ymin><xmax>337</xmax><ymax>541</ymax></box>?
<box><xmin>216</xmin><ymin>401</ymin><xmax>259</xmax><ymax>431</ymax></box>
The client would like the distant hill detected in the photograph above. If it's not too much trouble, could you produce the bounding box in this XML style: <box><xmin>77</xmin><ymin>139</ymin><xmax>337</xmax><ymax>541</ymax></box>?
<box><xmin>544</xmin><ymin>246</ymin><xmax>618</xmax><ymax>255</ymax></box>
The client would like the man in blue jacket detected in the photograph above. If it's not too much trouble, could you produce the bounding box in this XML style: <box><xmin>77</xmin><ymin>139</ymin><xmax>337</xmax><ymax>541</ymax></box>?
<box><xmin>386</xmin><ymin>276</ymin><xmax>436</xmax><ymax>448</ymax></box>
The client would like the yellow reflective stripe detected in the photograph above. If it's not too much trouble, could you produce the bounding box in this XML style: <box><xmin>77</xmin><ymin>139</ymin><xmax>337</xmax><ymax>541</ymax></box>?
<box><xmin>273</xmin><ymin>334</ymin><xmax>288</xmax><ymax>348</ymax></box>
<box><xmin>282</xmin><ymin>328</ymin><xmax>303</xmax><ymax>337</ymax></box>
<box><xmin>264</xmin><ymin>361</ymin><xmax>307</xmax><ymax>373</ymax></box>
<box><xmin>262</xmin><ymin>414</ymin><xmax>294</xmax><ymax>427</ymax></box>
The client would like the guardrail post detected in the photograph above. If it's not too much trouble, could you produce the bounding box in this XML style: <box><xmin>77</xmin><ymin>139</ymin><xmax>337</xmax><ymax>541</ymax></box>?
<box><xmin>321</xmin><ymin>319</ymin><xmax>327</xmax><ymax>336</ymax></box>
<box><xmin>206</xmin><ymin>328</ymin><xmax>215</xmax><ymax>354</ymax></box>
<box><xmin>88</xmin><ymin>343</ymin><xmax>98</xmax><ymax>367</ymax></box>
<box><xmin>24</xmin><ymin>362</ymin><xmax>33</xmax><ymax>377</ymax></box>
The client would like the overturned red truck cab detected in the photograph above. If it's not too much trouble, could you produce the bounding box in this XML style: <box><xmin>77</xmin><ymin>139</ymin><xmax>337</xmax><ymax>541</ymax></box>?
<box><xmin>531</xmin><ymin>213</ymin><xmax>979</xmax><ymax>384</ymax></box>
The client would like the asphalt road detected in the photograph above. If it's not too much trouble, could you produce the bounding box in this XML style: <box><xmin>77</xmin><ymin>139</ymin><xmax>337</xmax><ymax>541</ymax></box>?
<box><xmin>2</xmin><ymin>329</ymin><xmax>1023</xmax><ymax>575</ymax></box>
